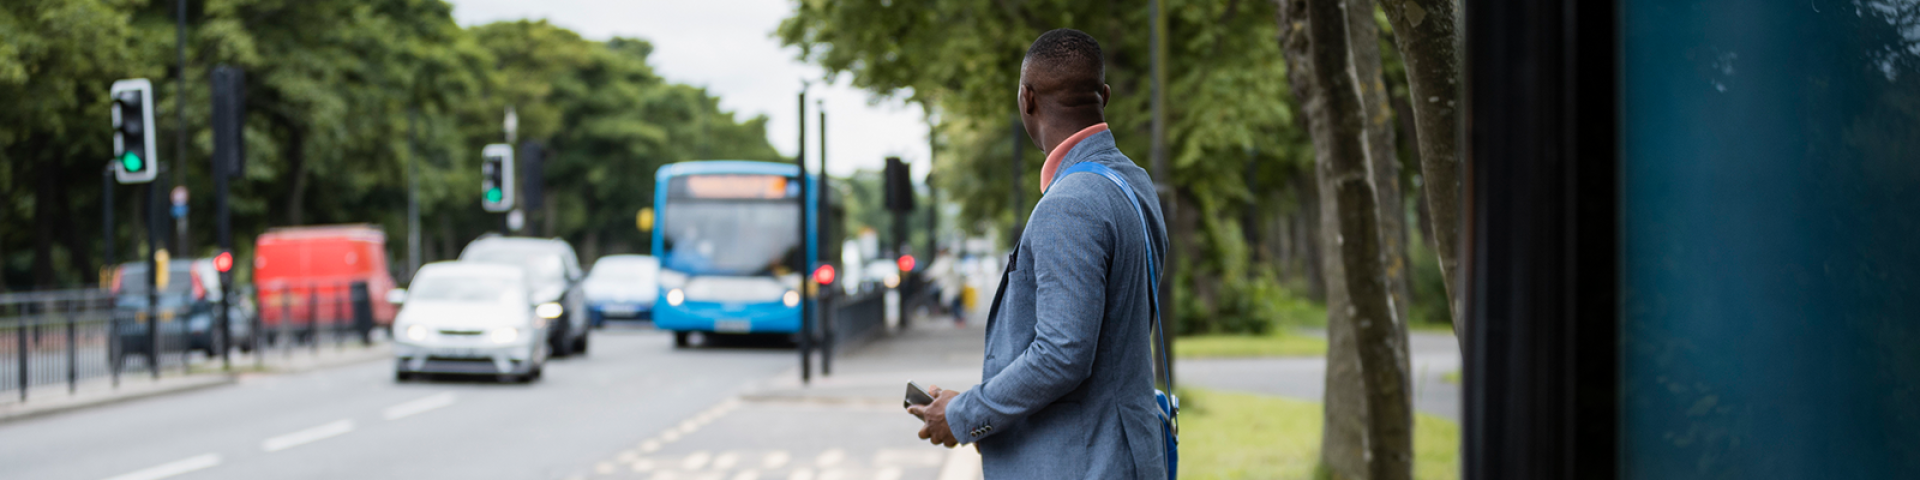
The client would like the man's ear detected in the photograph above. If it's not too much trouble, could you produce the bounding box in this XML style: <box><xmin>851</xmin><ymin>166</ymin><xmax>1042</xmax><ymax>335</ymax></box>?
<box><xmin>1021</xmin><ymin>84</ymin><xmax>1038</xmax><ymax>116</ymax></box>
<box><xmin>1100</xmin><ymin>84</ymin><xmax>1112</xmax><ymax>109</ymax></box>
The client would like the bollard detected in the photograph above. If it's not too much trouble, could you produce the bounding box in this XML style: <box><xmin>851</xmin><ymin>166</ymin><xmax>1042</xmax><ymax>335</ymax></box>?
<box><xmin>66</xmin><ymin>299</ymin><xmax>76</xmax><ymax>395</ymax></box>
<box><xmin>309</xmin><ymin>285</ymin><xmax>320</xmax><ymax>355</ymax></box>
<box><xmin>350</xmin><ymin>282</ymin><xmax>373</xmax><ymax>346</ymax></box>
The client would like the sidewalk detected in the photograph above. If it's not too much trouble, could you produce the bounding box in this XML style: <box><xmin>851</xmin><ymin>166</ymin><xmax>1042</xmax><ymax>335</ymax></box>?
<box><xmin>0</xmin><ymin>342</ymin><xmax>392</xmax><ymax>424</ymax></box>
<box><xmin>745</xmin><ymin>316</ymin><xmax>986</xmax><ymax>406</ymax></box>
<box><xmin>569</xmin><ymin>314</ymin><xmax>990</xmax><ymax>480</ymax></box>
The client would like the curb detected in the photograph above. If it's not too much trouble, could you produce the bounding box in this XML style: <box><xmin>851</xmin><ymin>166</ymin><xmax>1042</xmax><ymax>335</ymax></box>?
<box><xmin>0</xmin><ymin>374</ymin><xmax>236</xmax><ymax>425</ymax></box>
<box><xmin>0</xmin><ymin>344</ymin><xmax>393</xmax><ymax>425</ymax></box>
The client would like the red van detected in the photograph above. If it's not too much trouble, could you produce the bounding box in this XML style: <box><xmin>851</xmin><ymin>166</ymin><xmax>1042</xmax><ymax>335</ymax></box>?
<box><xmin>252</xmin><ymin>225</ymin><xmax>398</xmax><ymax>334</ymax></box>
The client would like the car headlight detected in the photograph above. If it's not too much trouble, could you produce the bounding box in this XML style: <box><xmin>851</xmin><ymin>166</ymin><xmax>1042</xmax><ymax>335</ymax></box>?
<box><xmin>783</xmin><ymin>290</ymin><xmax>800</xmax><ymax>307</ymax></box>
<box><xmin>536</xmin><ymin>302</ymin><xmax>564</xmax><ymax>319</ymax></box>
<box><xmin>666</xmin><ymin>288</ymin><xmax>685</xmax><ymax>306</ymax></box>
<box><xmin>489</xmin><ymin>327</ymin><xmax>519</xmax><ymax>344</ymax></box>
<box><xmin>405</xmin><ymin>324</ymin><xmax>428</xmax><ymax>341</ymax></box>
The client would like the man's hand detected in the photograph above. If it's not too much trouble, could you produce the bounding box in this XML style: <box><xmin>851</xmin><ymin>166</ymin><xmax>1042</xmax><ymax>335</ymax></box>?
<box><xmin>907</xmin><ymin>385</ymin><xmax>962</xmax><ymax>448</ymax></box>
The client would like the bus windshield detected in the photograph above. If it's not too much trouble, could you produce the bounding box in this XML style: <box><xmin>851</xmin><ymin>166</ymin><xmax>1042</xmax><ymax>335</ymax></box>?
<box><xmin>660</xmin><ymin>200</ymin><xmax>800</xmax><ymax>276</ymax></box>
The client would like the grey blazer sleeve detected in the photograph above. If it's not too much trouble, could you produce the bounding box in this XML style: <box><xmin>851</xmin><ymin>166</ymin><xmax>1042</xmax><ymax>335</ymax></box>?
<box><xmin>945</xmin><ymin>188</ymin><xmax>1114</xmax><ymax>444</ymax></box>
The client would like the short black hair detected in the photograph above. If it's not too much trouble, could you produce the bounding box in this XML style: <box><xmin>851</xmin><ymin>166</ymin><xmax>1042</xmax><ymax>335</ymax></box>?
<box><xmin>1023</xmin><ymin>29</ymin><xmax>1104</xmax><ymax>92</ymax></box>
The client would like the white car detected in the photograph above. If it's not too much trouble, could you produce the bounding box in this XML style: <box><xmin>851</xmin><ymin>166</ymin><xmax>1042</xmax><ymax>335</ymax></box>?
<box><xmin>392</xmin><ymin>262</ymin><xmax>548</xmax><ymax>383</ymax></box>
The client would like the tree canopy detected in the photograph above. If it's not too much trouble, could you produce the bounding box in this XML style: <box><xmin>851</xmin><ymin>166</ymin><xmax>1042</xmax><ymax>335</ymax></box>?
<box><xmin>0</xmin><ymin>0</ymin><xmax>780</xmax><ymax>289</ymax></box>
<box><xmin>779</xmin><ymin>0</ymin><xmax>1321</xmax><ymax>333</ymax></box>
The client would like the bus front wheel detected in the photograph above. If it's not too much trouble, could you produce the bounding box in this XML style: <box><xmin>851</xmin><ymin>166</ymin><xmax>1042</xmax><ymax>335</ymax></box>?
<box><xmin>673</xmin><ymin>331</ymin><xmax>690</xmax><ymax>348</ymax></box>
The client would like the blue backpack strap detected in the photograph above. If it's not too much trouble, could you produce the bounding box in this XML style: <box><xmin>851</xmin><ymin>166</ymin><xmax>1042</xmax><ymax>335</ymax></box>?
<box><xmin>1055</xmin><ymin>162</ymin><xmax>1172</xmax><ymax>393</ymax></box>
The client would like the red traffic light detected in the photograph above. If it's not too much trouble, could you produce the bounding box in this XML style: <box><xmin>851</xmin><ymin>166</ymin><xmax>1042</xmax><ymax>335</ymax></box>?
<box><xmin>897</xmin><ymin>255</ymin><xmax>916</xmax><ymax>272</ymax></box>
<box><xmin>813</xmin><ymin>264</ymin><xmax>837</xmax><ymax>285</ymax></box>
<box><xmin>213</xmin><ymin>251</ymin><xmax>234</xmax><ymax>273</ymax></box>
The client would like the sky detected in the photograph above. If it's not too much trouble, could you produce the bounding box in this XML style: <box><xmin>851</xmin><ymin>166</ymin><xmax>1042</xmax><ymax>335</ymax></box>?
<box><xmin>444</xmin><ymin>0</ymin><xmax>931</xmax><ymax>179</ymax></box>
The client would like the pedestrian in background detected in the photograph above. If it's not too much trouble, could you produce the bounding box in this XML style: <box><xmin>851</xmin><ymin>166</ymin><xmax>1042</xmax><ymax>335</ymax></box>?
<box><xmin>907</xmin><ymin>28</ymin><xmax>1169</xmax><ymax>479</ymax></box>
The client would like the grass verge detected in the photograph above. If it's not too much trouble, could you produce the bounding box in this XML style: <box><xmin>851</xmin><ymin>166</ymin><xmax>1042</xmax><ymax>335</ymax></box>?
<box><xmin>1177</xmin><ymin>388</ymin><xmax>1459</xmax><ymax>480</ymax></box>
<box><xmin>1175</xmin><ymin>332</ymin><xmax>1328</xmax><ymax>359</ymax></box>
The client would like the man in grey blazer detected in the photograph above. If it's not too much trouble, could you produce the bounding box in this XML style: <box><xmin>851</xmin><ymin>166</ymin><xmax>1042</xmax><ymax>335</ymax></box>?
<box><xmin>907</xmin><ymin>28</ymin><xmax>1169</xmax><ymax>479</ymax></box>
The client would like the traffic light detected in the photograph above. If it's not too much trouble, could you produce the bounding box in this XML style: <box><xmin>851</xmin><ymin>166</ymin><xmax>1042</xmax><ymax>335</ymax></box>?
<box><xmin>213</xmin><ymin>251</ymin><xmax>234</xmax><ymax>273</ymax></box>
<box><xmin>884</xmin><ymin>156</ymin><xmax>915</xmax><ymax>212</ymax></box>
<box><xmin>897</xmin><ymin>255</ymin><xmax>916</xmax><ymax>272</ymax></box>
<box><xmin>813</xmin><ymin>264</ymin><xmax>836</xmax><ymax>285</ymax></box>
<box><xmin>110</xmin><ymin>79</ymin><xmax>157</xmax><ymax>184</ymax></box>
<box><xmin>480</xmin><ymin>143</ymin><xmax>515</xmax><ymax>212</ymax></box>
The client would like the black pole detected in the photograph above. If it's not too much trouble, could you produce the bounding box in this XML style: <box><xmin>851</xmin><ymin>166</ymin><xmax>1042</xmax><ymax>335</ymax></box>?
<box><xmin>215</xmin><ymin>123</ymin><xmax>232</xmax><ymax>371</ymax></box>
<box><xmin>927</xmin><ymin>128</ymin><xmax>937</xmax><ymax>266</ymax></box>
<box><xmin>103</xmin><ymin>165</ymin><xmax>115</xmax><ymax>281</ymax></box>
<box><xmin>797</xmin><ymin>88</ymin><xmax>811</xmax><ymax>385</ymax></box>
<box><xmin>818</xmin><ymin>102</ymin><xmax>832</xmax><ymax>377</ymax></box>
<box><xmin>102</xmin><ymin>165</ymin><xmax>117</xmax><ymax>385</ymax></box>
<box><xmin>173</xmin><ymin>0</ymin><xmax>187</xmax><ymax>255</ymax></box>
<box><xmin>147</xmin><ymin>179</ymin><xmax>160</xmax><ymax>379</ymax></box>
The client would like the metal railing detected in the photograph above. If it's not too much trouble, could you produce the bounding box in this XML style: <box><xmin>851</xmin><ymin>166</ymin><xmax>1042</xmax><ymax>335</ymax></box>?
<box><xmin>0</xmin><ymin>281</ymin><xmax>382</xmax><ymax>405</ymax></box>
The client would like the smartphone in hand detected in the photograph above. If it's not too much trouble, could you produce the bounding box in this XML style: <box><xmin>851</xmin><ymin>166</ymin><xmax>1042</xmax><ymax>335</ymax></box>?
<box><xmin>905</xmin><ymin>381</ymin><xmax>935</xmax><ymax>416</ymax></box>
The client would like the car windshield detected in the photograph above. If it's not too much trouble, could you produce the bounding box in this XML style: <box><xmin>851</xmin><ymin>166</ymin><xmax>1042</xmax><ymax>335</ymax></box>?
<box><xmin>588</xmin><ymin>259</ymin><xmax>655</xmax><ymax>283</ymax></box>
<box><xmin>462</xmin><ymin>244</ymin><xmax>566</xmax><ymax>288</ymax></box>
<box><xmin>660</xmin><ymin>201</ymin><xmax>800</xmax><ymax>276</ymax></box>
<box><xmin>409</xmin><ymin>274</ymin><xmax>518</xmax><ymax>303</ymax></box>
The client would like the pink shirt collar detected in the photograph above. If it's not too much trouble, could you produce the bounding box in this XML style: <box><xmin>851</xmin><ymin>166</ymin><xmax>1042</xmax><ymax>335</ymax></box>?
<box><xmin>1039</xmin><ymin>123</ymin><xmax>1110</xmax><ymax>193</ymax></box>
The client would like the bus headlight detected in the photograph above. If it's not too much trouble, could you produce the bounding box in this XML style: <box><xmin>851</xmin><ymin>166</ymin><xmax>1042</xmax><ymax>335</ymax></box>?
<box><xmin>666</xmin><ymin>288</ymin><xmax>685</xmax><ymax>306</ymax></box>
<box><xmin>405</xmin><ymin>324</ymin><xmax>428</xmax><ymax>341</ymax></box>
<box><xmin>489</xmin><ymin>327</ymin><xmax>520</xmax><ymax>344</ymax></box>
<box><xmin>536</xmin><ymin>302</ymin><xmax>564</xmax><ymax>319</ymax></box>
<box><xmin>783</xmin><ymin>290</ymin><xmax>800</xmax><ymax>307</ymax></box>
<box><xmin>884</xmin><ymin>273</ymin><xmax>901</xmax><ymax>289</ymax></box>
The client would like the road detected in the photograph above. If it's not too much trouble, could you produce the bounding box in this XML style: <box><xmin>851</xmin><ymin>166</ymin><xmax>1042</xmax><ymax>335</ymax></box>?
<box><xmin>0</xmin><ymin>328</ymin><xmax>966</xmax><ymax>480</ymax></box>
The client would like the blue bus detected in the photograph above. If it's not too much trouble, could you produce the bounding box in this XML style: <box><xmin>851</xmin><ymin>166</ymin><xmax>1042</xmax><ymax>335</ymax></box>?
<box><xmin>651</xmin><ymin>161</ymin><xmax>825</xmax><ymax>347</ymax></box>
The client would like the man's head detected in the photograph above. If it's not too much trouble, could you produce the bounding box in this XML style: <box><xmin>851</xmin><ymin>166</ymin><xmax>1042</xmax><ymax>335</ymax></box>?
<box><xmin>1019</xmin><ymin>29</ymin><xmax>1110</xmax><ymax>151</ymax></box>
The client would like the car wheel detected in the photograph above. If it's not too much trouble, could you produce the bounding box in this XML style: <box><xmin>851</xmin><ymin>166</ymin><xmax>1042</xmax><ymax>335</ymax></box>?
<box><xmin>573</xmin><ymin>334</ymin><xmax>589</xmax><ymax>355</ymax></box>
<box><xmin>673</xmin><ymin>331</ymin><xmax>689</xmax><ymax>348</ymax></box>
<box><xmin>395</xmin><ymin>371</ymin><xmax>412</xmax><ymax>382</ymax></box>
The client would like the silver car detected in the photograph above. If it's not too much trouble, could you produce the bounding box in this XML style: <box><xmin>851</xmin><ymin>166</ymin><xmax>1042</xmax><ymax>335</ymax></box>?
<box><xmin>392</xmin><ymin>262</ymin><xmax>547</xmax><ymax>383</ymax></box>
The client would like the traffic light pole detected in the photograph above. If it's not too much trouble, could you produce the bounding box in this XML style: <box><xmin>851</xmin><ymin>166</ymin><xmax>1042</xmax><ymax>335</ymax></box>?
<box><xmin>215</xmin><ymin>137</ymin><xmax>232</xmax><ymax>371</ymax></box>
<box><xmin>818</xmin><ymin>102</ymin><xmax>832</xmax><ymax>377</ymax></box>
<box><xmin>796</xmin><ymin>88</ymin><xmax>811</xmax><ymax>386</ymax></box>
<box><xmin>147</xmin><ymin>171</ymin><xmax>160</xmax><ymax>380</ymax></box>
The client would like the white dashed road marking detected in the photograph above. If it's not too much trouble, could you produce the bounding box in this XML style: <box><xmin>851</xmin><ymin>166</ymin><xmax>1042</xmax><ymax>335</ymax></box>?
<box><xmin>935</xmin><ymin>445</ymin><xmax>982</xmax><ymax>480</ymax></box>
<box><xmin>762</xmin><ymin>451</ymin><xmax>790</xmax><ymax>469</ymax></box>
<box><xmin>815</xmin><ymin>448</ymin><xmax>845</xmax><ymax>468</ymax></box>
<box><xmin>100</xmin><ymin>454</ymin><xmax>220</xmax><ymax>480</ymax></box>
<box><xmin>262</xmin><ymin>419</ymin><xmax>355</xmax><ymax>452</ymax></box>
<box><xmin>383</xmin><ymin>392</ymin><xmax>456</xmax><ymax>420</ymax></box>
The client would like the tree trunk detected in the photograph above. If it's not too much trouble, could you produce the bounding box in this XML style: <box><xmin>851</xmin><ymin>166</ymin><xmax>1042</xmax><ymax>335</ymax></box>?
<box><xmin>1282</xmin><ymin>0</ymin><xmax>1417</xmax><ymax>478</ymax></box>
<box><xmin>1345</xmin><ymin>1</ymin><xmax>1415</xmax><ymax>335</ymax></box>
<box><xmin>1278</xmin><ymin>2</ymin><xmax>1362</xmax><ymax>477</ymax></box>
<box><xmin>1380</xmin><ymin>0</ymin><xmax>1464</xmax><ymax>342</ymax></box>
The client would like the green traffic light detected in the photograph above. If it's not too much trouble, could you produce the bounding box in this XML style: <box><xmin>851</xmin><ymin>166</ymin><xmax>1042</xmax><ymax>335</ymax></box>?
<box><xmin>121</xmin><ymin>152</ymin><xmax>144</xmax><ymax>172</ymax></box>
<box><xmin>485</xmin><ymin>188</ymin><xmax>502</xmax><ymax>203</ymax></box>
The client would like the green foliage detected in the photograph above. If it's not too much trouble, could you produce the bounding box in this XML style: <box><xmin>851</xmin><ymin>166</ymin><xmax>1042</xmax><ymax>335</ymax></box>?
<box><xmin>780</xmin><ymin>0</ymin><xmax>1315</xmax><ymax>334</ymax></box>
<box><xmin>1174</xmin><ymin>331</ymin><xmax>1328</xmax><ymax>359</ymax></box>
<box><xmin>1</xmin><ymin>0</ymin><xmax>780</xmax><ymax>289</ymax></box>
<box><xmin>1177</xmin><ymin>388</ymin><xmax>1460</xmax><ymax>480</ymax></box>
<box><xmin>1408</xmin><ymin>232</ymin><xmax>1452</xmax><ymax>329</ymax></box>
